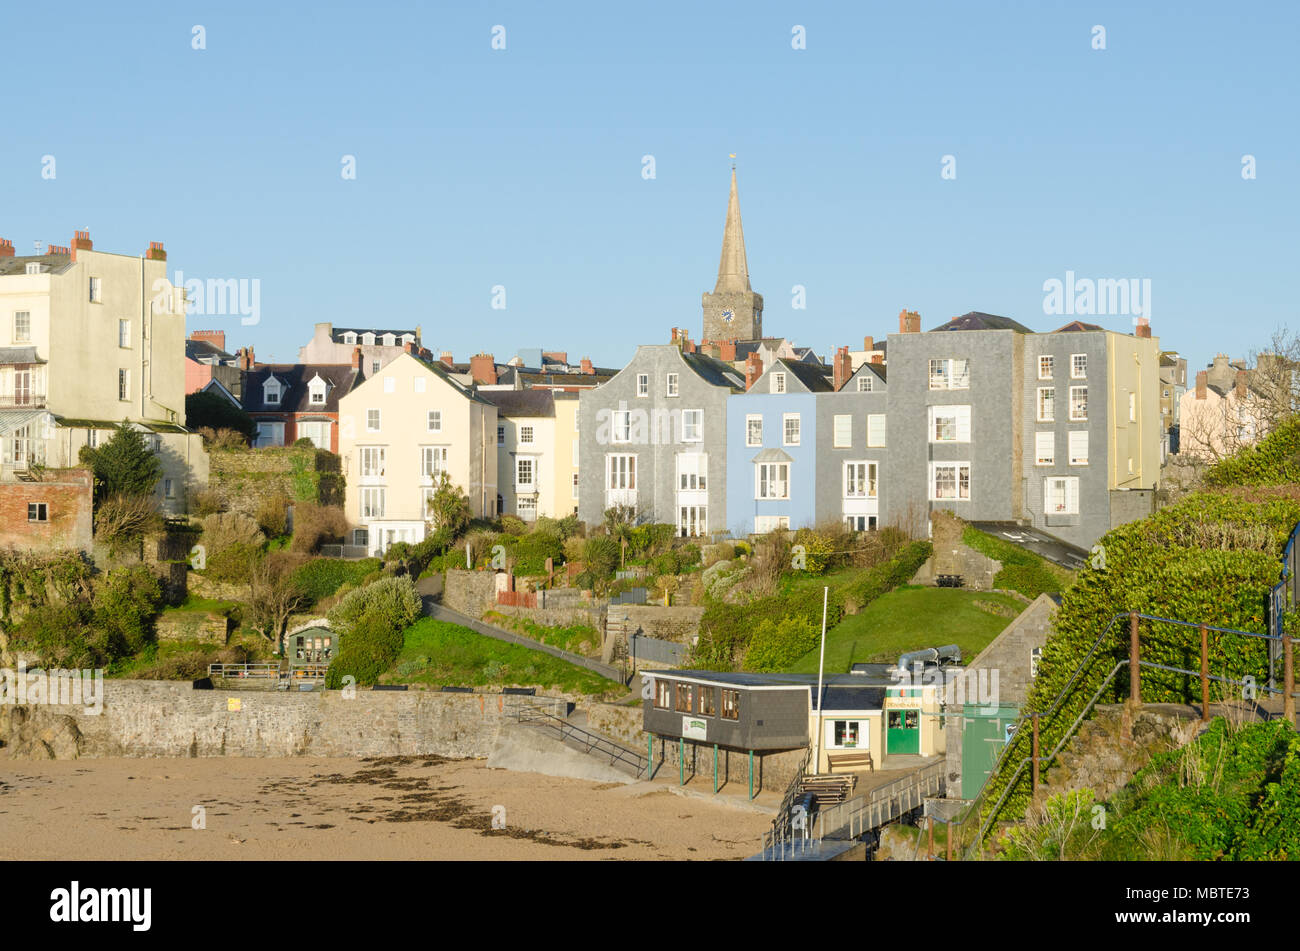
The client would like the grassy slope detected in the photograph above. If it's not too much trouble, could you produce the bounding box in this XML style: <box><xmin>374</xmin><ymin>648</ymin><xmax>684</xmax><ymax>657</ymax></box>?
<box><xmin>784</xmin><ymin>586</ymin><xmax>1026</xmax><ymax>673</ymax></box>
<box><xmin>960</xmin><ymin>526</ymin><xmax>1074</xmax><ymax>599</ymax></box>
<box><xmin>383</xmin><ymin>617</ymin><xmax>622</xmax><ymax>697</ymax></box>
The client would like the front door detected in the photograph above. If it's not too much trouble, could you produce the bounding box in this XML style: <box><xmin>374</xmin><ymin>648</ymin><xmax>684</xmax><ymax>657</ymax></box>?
<box><xmin>886</xmin><ymin>709</ymin><xmax>920</xmax><ymax>755</ymax></box>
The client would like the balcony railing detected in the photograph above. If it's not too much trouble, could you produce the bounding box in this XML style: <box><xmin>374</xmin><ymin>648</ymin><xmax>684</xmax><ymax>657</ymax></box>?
<box><xmin>0</xmin><ymin>393</ymin><xmax>46</xmax><ymax>409</ymax></box>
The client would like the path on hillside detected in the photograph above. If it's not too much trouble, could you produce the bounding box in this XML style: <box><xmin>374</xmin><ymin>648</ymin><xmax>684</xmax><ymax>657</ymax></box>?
<box><xmin>420</xmin><ymin>597</ymin><xmax>623</xmax><ymax>683</ymax></box>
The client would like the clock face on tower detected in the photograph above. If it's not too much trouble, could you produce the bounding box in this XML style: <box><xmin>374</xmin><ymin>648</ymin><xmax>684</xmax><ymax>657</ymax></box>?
<box><xmin>722</xmin><ymin>310</ymin><xmax>734</xmax><ymax>322</ymax></box>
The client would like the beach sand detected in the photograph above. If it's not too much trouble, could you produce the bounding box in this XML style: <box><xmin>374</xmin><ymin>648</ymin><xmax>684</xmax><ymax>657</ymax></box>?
<box><xmin>0</xmin><ymin>756</ymin><xmax>770</xmax><ymax>860</ymax></box>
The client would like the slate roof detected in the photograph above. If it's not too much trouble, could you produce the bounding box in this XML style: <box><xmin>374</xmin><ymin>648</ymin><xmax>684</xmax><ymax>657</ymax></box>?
<box><xmin>330</xmin><ymin>327</ymin><xmax>418</xmax><ymax>343</ymax></box>
<box><xmin>812</xmin><ymin>686</ymin><xmax>887</xmax><ymax>712</ymax></box>
<box><xmin>479</xmin><ymin>388</ymin><xmax>555</xmax><ymax>418</ymax></box>
<box><xmin>0</xmin><ymin>346</ymin><xmax>42</xmax><ymax>365</ymax></box>
<box><xmin>775</xmin><ymin>357</ymin><xmax>834</xmax><ymax>392</ymax></box>
<box><xmin>242</xmin><ymin>364</ymin><xmax>360</xmax><ymax>414</ymax></box>
<box><xmin>185</xmin><ymin>338</ymin><xmax>235</xmax><ymax>363</ymax></box>
<box><xmin>682</xmin><ymin>351</ymin><xmax>746</xmax><ymax>391</ymax></box>
<box><xmin>931</xmin><ymin>311</ymin><xmax>1034</xmax><ymax>333</ymax></box>
<box><xmin>0</xmin><ymin>254</ymin><xmax>74</xmax><ymax>277</ymax></box>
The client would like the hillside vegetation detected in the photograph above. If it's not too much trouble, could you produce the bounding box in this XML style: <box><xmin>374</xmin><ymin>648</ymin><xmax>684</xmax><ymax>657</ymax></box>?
<box><xmin>982</xmin><ymin>419</ymin><xmax>1300</xmax><ymax>823</ymax></box>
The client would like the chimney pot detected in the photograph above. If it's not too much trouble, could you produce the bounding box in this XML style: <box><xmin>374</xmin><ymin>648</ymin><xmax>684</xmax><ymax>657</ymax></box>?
<box><xmin>440</xmin><ymin>351</ymin><xmax>454</xmax><ymax>367</ymax></box>
<box><xmin>1235</xmin><ymin>369</ymin><xmax>1248</xmax><ymax>400</ymax></box>
<box><xmin>470</xmin><ymin>353</ymin><xmax>498</xmax><ymax>386</ymax></box>
<box><xmin>580</xmin><ymin>357</ymin><xmax>594</xmax><ymax>375</ymax></box>
<box><xmin>744</xmin><ymin>352</ymin><xmax>764</xmax><ymax>391</ymax></box>
<box><xmin>0</xmin><ymin>238</ymin><xmax>13</xmax><ymax>258</ymax></box>
<box><xmin>719</xmin><ymin>340</ymin><xmax>737</xmax><ymax>362</ymax></box>
<box><xmin>351</xmin><ymin>346</ymin><xmax>363</xmax><ymax>371</ymax></box>
<box><xmin>1195</xmin><ymin>370</ymin><xmax>1207</xmax><ymax>401</ymax></box>
<box><xmin>863</xmin><ymin>335</ymin><xmax>874</xmax><ymax>353</ymax></box>
<box><xmin>899</xmin><ymin>309</ymin><xmax>921</xmax><ymax>334</ymax></box>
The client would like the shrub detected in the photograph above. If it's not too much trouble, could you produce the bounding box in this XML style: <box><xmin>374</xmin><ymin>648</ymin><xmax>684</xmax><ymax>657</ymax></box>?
<box><xmin>292</xmin><ymin>437</ymin><xmax>315</xmax><ymax>448</ymax></box>
<box><xmin>582</xmin><ymin>535</ymin><xmax>620</xmax><ymax>581</ymax></box>
<box><xmin>499</xmin><ymin>515</ymin><xmax>527</xmax><ymax>537</ymax></box>
<box><xmin>200</xmin><ymin>512</ymin><xmax>265</xmax><ymax>556</ymax></box>
<box><xmin>292</xmin><ymin>557</ymin><xmax>383</xmax><ymax>604</ymax></box>
<box><xmin>191</xmin><ymin>488</ymin><xmax>225</xmax><ymax>517</ymax></box>
<box><xmin>90</xmin><ymin>566</ymin><xmax>162</xmax><ymax>658</ymax></box>
<box><xmin>328</xmin><ymin>575</ymin><xmax>422</xmax><ymax>635</ymax></box>
<box><xmin>94</xmin><ymin>493</ymin><xmax>164</xmax><ymax>550</ymax></box>
<box><xmin>79</xmin><ymin>423</ymin><xmax>163</xmax><ymax>501</ymax></box>
<box><xmin>504</xmin><ymin>531</ymin><xmax>565</xmax><ymax>575</ymax></box>
<box><xmin>256</xmin><ymin>495</ymin><xmax>290</xmax><ymax>538</ymax></box>
<box><xmin>742</xmin><ymin>615</ymin><xmax>820</xmax><ymax>672</ymax></box>
<box><xmin>325</xmin><ymin>611</ymin><xmax>406</xmax><ymax>688</ymax></box>
<box><xmin>11</xmin><ymin>603</ymin><xmax>96</xmax><ymax>668</ymax></box>
<box><xmin>198</xmin><ymin>427</ymin><xmax>250</xmax><ymax>451</ymax></box>
<box><xmin>290</xmin><ymin>503</ymin><xmax>347</xmax><ymax>553</ymax></box>
<box><xmin>425</xmin><ymin>472</ymin><xmax>472</xmax><ymax>536</ymax></box>
<box><xmin>701</xmin><ymin>543</ymin><xmax>735</xmax><ymax>568</ymax></box>
<box><xmin>649</xmin><ymin>550</ymin><xmax>681</xmax><ymax>577</ymax></box>
<box><xmin>792</xmin><ymin>528</ymin><xmax>836</xmax><ymax>574</ymax></box>
<box><xmin>205</xmin><ymin>541</ymin><xmax>262</xmax><ymax>584</ymax></box>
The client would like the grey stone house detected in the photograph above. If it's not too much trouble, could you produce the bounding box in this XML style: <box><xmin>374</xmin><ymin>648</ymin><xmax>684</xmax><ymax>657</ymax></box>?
<box><xmin>816</xmin><ymin>360</ymin><xmax>890</xmax><ymax>530</ymax></box>
<box><xmin>577</xmin><ymin>344</ymin><xmax>744</xmax><ymax>534</ymax></box>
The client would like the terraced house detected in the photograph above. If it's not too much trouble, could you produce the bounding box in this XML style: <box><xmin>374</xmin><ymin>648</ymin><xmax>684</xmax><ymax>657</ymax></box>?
<box><xmin>481</xmin><ymin>388</ymin><xmax>581</xmax><ymax>521</ymax></box>
<box><xmin>0</xmin><ymin>232</ymin><xmax>207</xmax><ymax>521</ymax></box>
<box><xmin>577</xmin><ymin>344</ymin><xmax>743</xmax><ymax>536</ymax></box>
<box><xmin>338</xmin><ymin>351</ymin><xmax>497</xmax><ymax>556</ymax></box>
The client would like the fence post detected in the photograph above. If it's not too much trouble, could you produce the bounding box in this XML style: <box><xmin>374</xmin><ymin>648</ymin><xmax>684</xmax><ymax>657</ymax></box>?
<box><xmin>1031</xmin><ymin>713</ymin><xmax>1040</xmax><ymax>793</ymax></box>
<box><xmin>1285</xmin><ymin>629</ymin><xmax>1295</xmax><ymax>728</ymax></box>
<box><xmin>1200</xmin><ymin>623</ymin><xmax>1210</xmax><ymax>723</ymax></box>
<box><xmin>927</xmin><ymin>815</ymin><xmax>934</xmax><ymax>860</ymax></box>
<box><xmin>1129</xmin><ymin>611</ymin><xmax>1141</xmax><ymax>707</ymax></box>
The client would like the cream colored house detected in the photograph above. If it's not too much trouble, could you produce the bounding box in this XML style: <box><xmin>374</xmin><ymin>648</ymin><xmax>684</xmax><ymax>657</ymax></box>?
<box><xmin>480</xmin><ymin>388</ymin><xmax>582</xmax><ymax>522</ymax></box>
<box><xmin>297</xmin><ymin>321</ymin><xmax>421</xmax><ymax>377</ymax></box>
<box><xmin>0</xmin><ymin>233</ymin><xmax>208</xmax><ymax>515</ymax></box>
<box><xmin>338</xmin><ymin>352</ymin><xmax>496</xmax><ymax>556</ymax></box>
<box><xmin>1179</xmin><ymin>368</ymin><xmax>1268</xmax><ymax>462</ymax></box>
<box><xmin>554</xmin><ymin>391</ymin><xmax>580</xmax><ymax>517</ymax></box>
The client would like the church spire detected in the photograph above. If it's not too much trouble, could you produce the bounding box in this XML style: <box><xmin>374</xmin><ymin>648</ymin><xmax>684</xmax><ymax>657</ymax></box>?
<box><xmin>714</xmin><ymin>167</ymin><xmax>751</xmax><ymax>294</ymax></box>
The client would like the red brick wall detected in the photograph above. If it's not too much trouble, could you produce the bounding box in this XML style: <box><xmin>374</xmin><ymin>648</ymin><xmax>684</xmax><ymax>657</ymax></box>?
<box><xmin>0</xmin><ymin>469</ymin><xmax>93</xmax><ymax>552</ymax></box>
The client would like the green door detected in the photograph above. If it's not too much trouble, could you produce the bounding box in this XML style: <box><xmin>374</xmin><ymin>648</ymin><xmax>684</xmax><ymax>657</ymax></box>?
<box><xmin>960</xmin><ymin>706</ymin><xmax>1019</xmax><ymax>799</ymax></box>
<box><xmin>886</xmin><ymin>709</ymin><xmax>920</xmax><ymax>755</ymax></box>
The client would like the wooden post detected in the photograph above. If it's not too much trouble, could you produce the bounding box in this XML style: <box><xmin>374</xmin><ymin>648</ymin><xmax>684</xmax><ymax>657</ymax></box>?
<box><xmin>1031</xmin><ymin>713</ymin><xmax>1040</xmax><ymax>793</ymax></box>
<box><xmin>927</xmin><ymin>816</ymin><xmax>934</xmax><ymax>860</ymax></box>
<box><xmin>1285</xmin><ymin>629</ymin><xmax>1296</xmax><ymax>728</ymax></box>
<box><xmin>946</xmin><ymin>821</ymin><xmax>953</xmax><ymax>862</ymax></box>
<box><xmin>1129</xmin><ymin>611</ymin><xmax>1141</xmax><ymax>707</ymax></box>
<box><xmin>1200</xmin><ymin>623</ymin><xmax>1210</xmax><ymax>723</ymax></box>
<box><xmin>647</xmin><ymin>733</ymin><xmax>653</xmax><ymax>780</ymax></box>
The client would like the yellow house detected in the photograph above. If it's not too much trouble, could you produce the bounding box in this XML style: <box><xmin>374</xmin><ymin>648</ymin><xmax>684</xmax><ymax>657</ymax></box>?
<box><xmin>0</xmin><ymin>233</ymin><xmax>207</xmax><ymax>515</ymax></box>
<box><xmin>810</xmin><ymin>681</ymin><xmax>946</xmax><ymax>773</ymax></box>
<box><xmin>337</xmin><ymin>352</ymin><xmax>497</xmax><ymax>555</ymax></box>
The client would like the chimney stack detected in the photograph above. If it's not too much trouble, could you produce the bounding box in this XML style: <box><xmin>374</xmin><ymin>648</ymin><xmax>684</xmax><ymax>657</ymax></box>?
<box><xmin>671</xmin><ymin>328</ymin><xmax>680</xmax><ymax>346</ymax></box>
<box><xmin>70</xmin><ymin>230</ymin><xmax>92</xmax><ymax>262</ymax></box>
<box><xmin>1195</xmin><ymin>370</ymin><xmax>1207</xmax><ymax>401</ymax></box>
<box><xmin>0</xmin><ymin>239</ymin><xmax>15</xmax><ymax>258</ymax></box>
<box><xmin>440</xmin><ymin>351</ymin><xmax>454</xmax><ymax>367</ymax></box>
<box><xmin>719</xmin><ymin>340</ymin><xmax>737</xmax><ymax>362</ymax></box>
<box><xmin>146</xmin><ymin>241</ymin><xmax>167</xmax><ymax>261</ymax></box>
<box><xmin>744</xmin><ymin>352</ymin><xmax>764</xmax><ymax>391</ymax></box>
<box><xmin>403</xmin><ymin>340</ymin><xmax>416</xmax><ymax>355</ymax></box>
<box><xmin>1236</xmin><ymin>369</ymin><xmax>1248</xmax><ymax>400</ymax></box>
<box><xmin>1135</xmin><ymin>318</ymin><xmax>1152</xmax><ymax>339</ymax></box>
<box><xmin>190</xmin><ymin>329</ymin><xmax>227</xmax><ymax>352</ymax></box>
<box><xmin>351</xmin><ymin>346</ymin><xmax>363</xmax><ymax>371</ymax></box>
<box><xmin>899</xmin><ymin>309</ymin><xmax>921</xmax><ymax>334</ymax></box>
<box><xmin>580</xmin><ymin>357</ymin><xmax>594</xmax><ymax>375</ymax></box>
<box><xmin>47</xmin><ymin>244</ymin><xmax>70</xmax><ymax>256</ymax></box>
<box><xmin>833</xmin><ymin>345</ymin><xmax>852</xmax><ymax>391</ymax></box>
<box><xmin>863</xmin><ymin>335</ymin><xmax>874</xmax><ymax>353</ymax></box>
<box><xmin>470</xmin><ymin>353</ymin><xmax>498</xmax><ymax>386</ymax></box>
<box><xmin>237</xmin><ymin>346</ymin><xmax>256</xmax><ymax>371</ymax></box>
<box><xmin>870</xmin><ymin>353</ymin><xmax>884</xmax><ymax>365</ymax></box>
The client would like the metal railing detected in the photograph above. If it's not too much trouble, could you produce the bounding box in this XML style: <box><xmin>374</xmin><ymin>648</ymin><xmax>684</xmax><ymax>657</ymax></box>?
<box><xmin>949</xmin><ymin>608</ymin><xmax>1298</xmax><ymax>859</ymax></box>
<box><xmin>207</xmin><ymin>663</ymin><xmax>283</xmax><ymax>688</ymax></box>
<box><xmin>815</xmin><ymin>760</ymin><xmax>945</xmax><ymax>841</ymax></box>
<box><xmin>509</xmin><ymin>698</ymin><xmax>648</xmax><ymax>777</ymax></box>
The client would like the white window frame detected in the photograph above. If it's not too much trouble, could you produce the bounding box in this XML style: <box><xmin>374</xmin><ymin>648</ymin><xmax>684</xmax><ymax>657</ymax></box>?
<box><xmin>1038</xmin><ymin>355</ymin><xmax>1054</xmax><ymax>380</ymax></box>
<box><xmin>771</xmin><ymin>372</ymin><xmax>786</xmax><ymax>394</ymax></box>
<box><xmin>678</xmin><ymin>504</ymin><xmax>708</xmax><ymax>538</ymax></box>
<box><xmin>637</xmin><ymin>373</ymin><xmax>649</xmax><ymax>397</ymax></box>
<box><xmin>1128</xmin><ymin>392</ymin><xmax>1136</xmax><ymax>422</ymax></box>
<box><xmin>1068</xmin><ymin>430</ymin><xmax>1089</xmax><ymax>466</ymax></box>
<box><xmin>427</xmin><ymin>410</ymin><xmax>442</xmax><ymax>432</ymax></box>
<box><xmin>118</xmin><ymin>368</ymin><xmax>130</xmax><ymax>401</ymax></box>
<box><xmin>497</xmin><ymin>424</ymin><xmax>506</xmax><ymax>447</ymax></box>
<box><xmin>756</xmin><ymin>462</ymin><xmax>790</xmax><ymax>500</ymax></box>
<box><xmin>928</xmin><ymin>405</ymin><xmax>971</xmax><ymax>443</ymax></box>
<box><xmin>414</xmin><ymin>377</ymin><xmax>426</xmax><ymax>394</ymax></box>
<box><xmin>755</xmin><ymin>515</ymin><xmax>790</xmax><ymax>533</ymax></box>
<box><xmin>383</xmin><ymin>376</ymin><xmax>396</xmax><ymax>393</ymax></box>
<box><xmin>264</xmin><ymin>379</ymin><xmax>281</xmax><ymax>405</ymax></box>
<box><xmin>366</xmin><ymin>409</ymin><xmax>381</xmax><ymax>432</ymax></box>
<box><xmin>606</xmin><ymin>453</ymin><xmax>636</xmax><ymax>490</ymax></box>
<box><xmin>611</xmin><ymin>409</ymin><xmax>631</xmax><ymax>444</ymax></box>
<box><xmin>1037</xmin><ymin>387</ymin><xmax>1055</xmax><ymax>422</ymax></box>
<box><xmin>682</xmin><ymin>409</ymin><xmax>703</xmax><ymax>442</ymax></box>
<box><xmin>360</xmin><ymin>446</ymin><xmax>387</xmax><ymax>479</ymax></box>
<box><xmin>666</xmin><ymin>373</ymin><xmax>679</xmax><ymax>397</ymax></box>
<box><xmin>89</xmin><ymin>276</ymin><xmax>102</xmax><ymax>303</ymax></box>
<box><xmin>856</xmin><ymin>375</ymin><xmax>873</xmax><ymax>392</ymax></box>
<box><xmin>1035</xmin><ymin>431</ymin><xmax>1055</xmax><ymax>466</ymax></box>
<box><xmin>867</xmin><ymin>414</ymin><xmax>887</xmax><ymax>448</ymax></box>
<box><xmin>421</xmin><ymin>446</ymin><xmax>447</xmax><ymax>480</ymax></box>
<box><xmin>519</xmin><ymin>425</ymin><xmax>534</xmax><ymax>445</ymax></box>
<box><xmin>360</xmin><ymin>487</ymin><xmax>386</xmax><ymax>519</ymax></box>
<box><xmin>1071</xmin><ymin>353</ymin><xmax>1087</xmax><ymax>379</ymax></box>
<box><xmin>1044</xmin><ymin>476</ymin><xmax>1079</xmax><ymax>515</ymax></box>
<box><xmin>676</xmin><ymin>452</ymin><xmax>708</xmax><ymax>492</ymax></box>
<box><xmin>118</xmin><ymin>319</ymin><xmax>131</xmax><ymax>349</ymax></box>
<box><xmin>309</xmin><ymin>381</ymin><xmax>326</xmax><ymax>405</ymax></box>
<box><xmin>1069</xmin><ymin>386</ymin><xmax>1088</xmax><ymax>421</ymax></box>
<box><xmin>929</xmin><ymin>358</ymin><xmax>970</xmax><ymax>390</ymax></box>
<box><xmin>13</xmin><ymin>311</ymin><xmax>31</xmax><ymax>343</ymax></box>
<box><xmin>746</xmin><ymin>414</ymin><xmax>763</xmax><ymax>447</ymax></box>
<box><xmin>930</xmin><ymin>462</ymin><xmax>971</xmax><ymax>501</ymax></box>
<box><xmin>516</xmin><ymin>456</ymin><xmax>536</xmax><ymax>491</ymax></box>
<box><xmin>833</xmin><ymin>414</ymin><xmax>852</xmax><ymax>449</ymax></box>
<box><xmin>843</xmin><ymin>461</ymin><xmax>878</xmax><ymax>499</ymax></box>
<box><xmin>782</xmin><ymin>413</ymin><xmax>801</xmax><ymax>446</ymax></box>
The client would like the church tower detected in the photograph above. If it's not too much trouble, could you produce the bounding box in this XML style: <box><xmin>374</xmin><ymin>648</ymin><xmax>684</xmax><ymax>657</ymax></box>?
<box><xmin>702</xmin><ymin>168</ymin><xmax>763</xmax><ymax>342</ymax></box>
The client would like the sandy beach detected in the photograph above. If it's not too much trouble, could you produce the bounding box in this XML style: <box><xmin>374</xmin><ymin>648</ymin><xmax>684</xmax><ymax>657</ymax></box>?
<box><xmin>0</xmin><ymin>756</ymin><xmax>770</xmax><ymax>860</ymax></box>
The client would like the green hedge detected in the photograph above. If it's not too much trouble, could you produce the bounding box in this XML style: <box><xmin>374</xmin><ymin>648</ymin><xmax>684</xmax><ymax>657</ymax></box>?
<box><xmin>981</xmin><ymin>490</ymin><xmax>1300</xmax><ymax>824</ymax></box>
<box><xmin>1205</xmin><ymin>417</ymin><xmax>1300</xmax><ymax>487</ymax></box>
<box><xmin>961</xmin><ymin>526</ymin><xmax>1071</xmax><ymax>599</ymax></box>
<box><xmin>291</xmin><ymin>557</ymin><xmax>382</xmax><ymax>604</ymax></box>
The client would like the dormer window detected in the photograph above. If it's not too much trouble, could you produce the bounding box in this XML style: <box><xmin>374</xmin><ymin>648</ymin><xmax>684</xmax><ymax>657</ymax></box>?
<box><xmin>264</xmin><ymin>377</ymin><xmax>282</xmax><ymax>405</ymax></box>
<box><xmin>343</xmin><ymin>332</ymin><xmax>357</xmax><ymax>345</ymax></box>
<box><xmin>401</xmin><ymin>333</ymin><xmax>415</xmax><ymax>346</ymax></box>
<box><xmin>361</xmin><ymin>332</ymin><xmax>376</xmax><ymax>346</ymax></box>
<box><xmin>25</xmin><ymin>263</ymin><xmax>44</xmax><ymax>276</ymax></box>
<box><xmin>308</xmin><ymin>375</ymin><xmax>327</xmax><ymax>405</ymax></box>
<box><xmin>382</xmin><ymin>333</ymin><xmax>396</xmax><ymax>347</ymax></box>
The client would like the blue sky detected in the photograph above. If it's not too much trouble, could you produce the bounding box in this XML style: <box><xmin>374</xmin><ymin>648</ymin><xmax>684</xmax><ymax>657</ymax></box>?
<box><xmin>2</xmin><ymin>1</ymin><xmax>1296</xmax><ymax>371</ymax></box>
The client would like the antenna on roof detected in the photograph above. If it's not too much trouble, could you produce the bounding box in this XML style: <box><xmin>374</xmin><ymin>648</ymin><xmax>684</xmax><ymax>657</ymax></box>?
<box><xmin>33</xmin><ymin>240</ymin><xmax>42</xmax><ymax>254</ymax></box>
